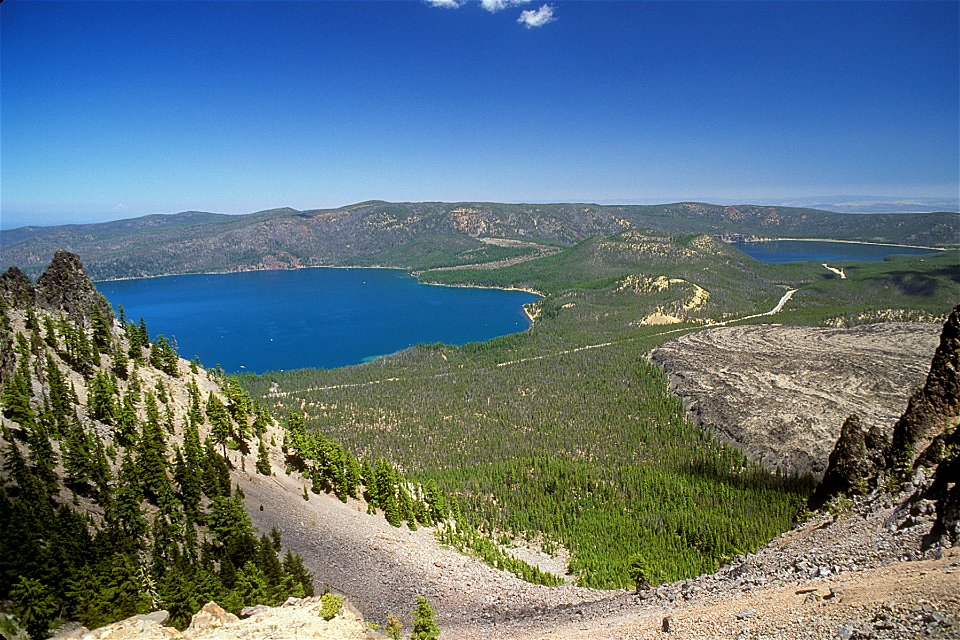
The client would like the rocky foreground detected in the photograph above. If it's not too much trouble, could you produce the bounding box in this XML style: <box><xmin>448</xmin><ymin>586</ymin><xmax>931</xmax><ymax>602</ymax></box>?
<box><xmin>50</xmin><ymin>599</ymin><xmax>373</xmax><ymax>640</ymax></box>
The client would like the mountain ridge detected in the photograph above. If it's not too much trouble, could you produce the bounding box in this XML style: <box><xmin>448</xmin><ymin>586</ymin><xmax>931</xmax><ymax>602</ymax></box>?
<box><xmin>3</xmin><ymin>201</ymin><xmax>956</xmax><ymax>281</ymax></box>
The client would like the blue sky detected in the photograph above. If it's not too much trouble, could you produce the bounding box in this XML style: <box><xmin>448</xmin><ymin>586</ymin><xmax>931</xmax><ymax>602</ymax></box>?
<box><xmin>2</xmin><ymin>0</ymin><xmax>958</xmax><ymax>227</ymax></box>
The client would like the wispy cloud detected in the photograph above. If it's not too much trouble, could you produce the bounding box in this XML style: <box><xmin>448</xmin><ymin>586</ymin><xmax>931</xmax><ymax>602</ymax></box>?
<box><xmin>480</xmin><ymin>0</ymin><xmax>531</xmax><ymax>13</ymax></box>
<box><xmin>517</xmin><ymin>4</ymin><xmax>556</xmax><ymax>28</ymax></box>
<box><xmin>425</xmin><ymin>0</ymin><xmax>466</xmax><ymax>8</ymax></box>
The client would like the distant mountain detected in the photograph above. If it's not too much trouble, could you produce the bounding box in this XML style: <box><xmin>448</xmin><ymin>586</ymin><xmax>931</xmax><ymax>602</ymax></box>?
<box><xmin>740</xmin><ymin>195</ymin><xmax>960</xmax><ymax>214</ymax></box>
<box><xmin>2</xmin><ymin>201</ymin><xmax>957</xmax><ymax>280</ymax></box>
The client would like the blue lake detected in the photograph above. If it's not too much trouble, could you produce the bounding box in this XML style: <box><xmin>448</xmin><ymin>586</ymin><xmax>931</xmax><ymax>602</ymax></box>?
<box><xmin>733</xmin><ymin>240</ymin><xmax>939</xmax><ymax>263</ymax></box>
<box><xmin>97</xmin><ymin>268</ymin><xmax>538</xmax><ymax>373</ymax></box>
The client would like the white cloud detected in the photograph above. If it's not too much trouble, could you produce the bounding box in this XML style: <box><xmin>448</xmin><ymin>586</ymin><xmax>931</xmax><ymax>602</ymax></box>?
<box><xmin>480</xmin><ymin>0</ymin><xmax>531</xmax><ymax>13</ymax></box>
<box><xmin>517</xmin><ymin>4</ymin><xmax>556</xmax><ymax>28</ymax></box>
<box><xmin>425</xmin><ymin>0</ymin><xmax>465</xmax><ymax>8</ymax></box>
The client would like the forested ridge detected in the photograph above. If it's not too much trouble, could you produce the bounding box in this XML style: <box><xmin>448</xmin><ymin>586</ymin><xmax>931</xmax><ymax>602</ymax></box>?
<box><xmin>3</xmin><ymin>201</ymin><xmax>956</xmax><ymax>280</ymax></box>
<box><xmin>0</xmin><ymin>253</ymin><xmax>464</xmax><ymax>638</ymax></box>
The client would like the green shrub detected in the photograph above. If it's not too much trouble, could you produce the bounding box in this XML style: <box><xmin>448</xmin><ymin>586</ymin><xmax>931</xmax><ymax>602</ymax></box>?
<box><xmin>320</xmin><ymin>593</ymin><xmax>344</xmax><ymax>621</ymax></box>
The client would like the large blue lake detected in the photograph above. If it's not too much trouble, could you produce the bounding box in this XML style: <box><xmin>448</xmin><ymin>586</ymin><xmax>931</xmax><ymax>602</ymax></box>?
<box><xmin>97</xmin><ymin>268</ymin><xmax>538</xmax><ymax>373</ymax></box>
<box><xmin>733</xmin><ymin>240</ymin><xmax>939</xmax><ymax>263</ymax></box>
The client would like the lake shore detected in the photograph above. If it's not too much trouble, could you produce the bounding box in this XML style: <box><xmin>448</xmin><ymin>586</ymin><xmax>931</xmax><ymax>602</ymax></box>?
<box><xmin>739</xmin><ymin>237</ymin><xmax>948</xmax><ymax>251</ymax></box>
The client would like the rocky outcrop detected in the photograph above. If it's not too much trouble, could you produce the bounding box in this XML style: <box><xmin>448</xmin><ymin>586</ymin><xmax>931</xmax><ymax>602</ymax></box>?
<box><xmin>56</xmin><ymin>598</ymin><xmax>374</xmax><ymax>640</ymax></box>
<box><xmin>888</xmin><ymin>304</ymin><xmax>960</xmax><ymax>470</ymax></box>
<box><xmin>812</xmin><ymin>305</ymin><xmax>960</xmax><ymax>542</ymax></box>
<box><xmin>0</xmin><ymin>266</ymin><xmax>35</xmax><ymax>307</ymax></box>
<box><xmin>807</xmin><ymin>415</ymin><xmax>889</xmax><ymax>511</ymax></box>
<box><xmin>36</xmin><ymin>250</ymin><xmax>113</xmax><ymax>324</ymax></box>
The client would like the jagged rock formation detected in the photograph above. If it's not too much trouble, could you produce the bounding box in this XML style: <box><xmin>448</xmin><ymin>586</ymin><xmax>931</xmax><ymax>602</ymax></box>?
<box><xmin>888</xmin><ymin>303</ymin><xmax>960</xmax><ymax>470</ymax></box>
<box><xmin>36</xmin><ymin>250</ymin><xmax>114</xmax><ymax>323</ymax></box>
<box><xmin>807</xmin><ymin>414</ymin><xmax>890</xmax><ymax>511</ymax></box>
<box><xmin>812</xmin><ymin>304</ymin><xmax>960</xmax><ymax>542</ymax></box>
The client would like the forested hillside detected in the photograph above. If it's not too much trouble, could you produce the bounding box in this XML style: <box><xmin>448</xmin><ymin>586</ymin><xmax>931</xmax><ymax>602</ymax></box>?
<box><xmin>0</xmin><ymin>251</ymin><xmax>537</xmax><ymax>638</ymax></box>
<box><xmin>3</xmin><ymin>201</ymin><xmax>956</xmax><ymax>280</ymax></box>
<box><xmin>241</xmin><ymin>230</ymin><xmax>960</xmax><ymax>591</ymax></box>
<box><xmin>0</xmin><ymin>252</ymin><xmax>322</xmax><ymax>638</ymax></box>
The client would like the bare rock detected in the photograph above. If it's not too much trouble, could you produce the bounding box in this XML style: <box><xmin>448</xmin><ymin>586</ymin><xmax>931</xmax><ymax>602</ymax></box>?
<box><xmin>184</xmin><ymin>602</ymin><xmax>239</xmax><ymax>635</ymax></box>
<box><xmin>0</xmin><ymin>266</ymin><xmax>35</xmax><ymax>307</ymax></box>
<box><xmin>36</xmin><ymin>250</ymin><xmax>113</xmax><ymax>324</ymax></box>
<box><xmin>808</xmin><ymin>415</ymin><xmax>887</xmax><ymax>510</ymax></box>
<box><xmin>79</xmin><ymin>612</ymin><xmax>180</xmax><ymax>640</ymax></box>
<box><xmin>662</xmin><ymin>615</ymin><xmax>676</xmax><ymax>632</ymax></box>
<box><xmin>889</xmin><ymin>304</ymin><xmax>960</xmax><ymax>470</ymax></box>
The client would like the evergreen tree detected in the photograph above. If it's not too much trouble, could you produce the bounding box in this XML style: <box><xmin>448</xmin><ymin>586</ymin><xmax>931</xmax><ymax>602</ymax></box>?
<box><xmin>202</xmin><ymin>438</ymin><xmax>230</xmax><ymax>499</ymax></box>
<box><xmin>10</xmin><ymin>576</ymin><xmax>57</xmax><ymax>640</ymax></box>
<box><xmin>112</xmin><ymin>452</ymin><xmax>147</xmax><ymax>546</ymax></box>
<box><xmin>255</xmin><ymin>437</ymin><xmax>272</xmax><ymax>475</ymax></box>
<box><xmin>42</xmin><ymin>315</ymin><xmax>58</xmax><ymax>349</ymax></box>
<box><xmin>234</xmin><ymin>561</ymin><xmax>270</xmax><ymax>607</ymax></box>
<box><xmin>90</xmin><ymin>304</ymin><xmax>112</xmax><ymax>353</ymax></box>
<box><xmin>150</xmin><ymin>334</ymin><xmax>180</xmax><ymax>377</ymax></box>
<box><xmin>376</xmin><ymin>460</ymin><xmax>402</xmax><ymax>527</ymax></box>
<box><xmin>88</xmin><ymin>371</ymin><xmax>118</xmax><ymax>424</ymax></box>
<box><xmin>206</xmin><ymin>393</ymin><xmax>232</xmax><ymax>458</ymax></box>
<box><xmin>63</xmin><ymin>415</ymin><xmax>93</xmax><ymax>492</ymax></box>
<box><xmin>410</xmin><ymin>596</ymin><xmax>440</xmax><ymax>640</ymax></box>
<box><xmin>136</xmin><ymin>392</ymin><xmax>172</xmax><ymax>503</ymax></box>
<box><xmin>281</xmin><ymin>551</ymin><xmax>314</xmax><ymax>597</ymax></box>
<box><xmin>114</xmin><ymin>388</ymin><xmax>139</xmax><ymax>447</ymax></box>
<box><xmin>45</xmin><ymin>353</ymin><xmax>74</xmax><ymax>433</ymax></box>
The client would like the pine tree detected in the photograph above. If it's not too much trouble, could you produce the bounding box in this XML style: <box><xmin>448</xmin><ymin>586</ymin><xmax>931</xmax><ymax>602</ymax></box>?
<box><xmin>112</xmin><ymin>452</ymin><xmax>147</xmax><ymax>546</ymax></box>
<box><xmin>90</xmin><ymin>304</ymin><xmax>112</xmax><ymax>353</ymax></box>
<box><xmin>150</xmin><ymin>334</ymin><xmax>180</xmax><ymax>377</ymax></box>
<box><xmin>206</xmin><ymin>393</ymin><xmax>232</xmax><ymax>459</ymax></box>
<box><xmin>45</xmin><ymin>353</ymin><xmax>74</xmax><ymax>433</ymax></box>
<box><xmin>114</xmin><ymin>388</ymin><xmax>139</xmax><ymax>447</ymax></box>
<box><xmin>88</xmin><ymin>372</ymin><xmax>118</xmax><ymax>424</ymax></box>
<box><xmin>255</xmin><ymin>437</ymin><xmax>272</xmax><ymax>475</ymax></box>
<box><xmin>136</xmin><ymin>392</ymin><xmax>172</xmax><ymax>503</ymax></box>
<box><xmin>410</xmin><ymin>596</ymin><xmax>440</xmax><ymax>640</ymax></box>
<box><xmin>63</xmin><ymin>415</ymin><xmax>93</xmax><ymax>492</ymax></box>
<box><xmin>202</xmin><ymin>438</ymin><xmax>230</xmax><ymax>499</ymax></box>
<box><xmin>281</xmin><ymin>551</ymin><xmax>314</xmax><ymax>597</ymax></box>
<box><xmin>10</xmin><ymin>576</ymin><xmax>57</xmax><ymax>640</ymax></box>
<box><xmin>376</xmin><ymin>460</ymin><xmax>402</xmax><ymax>527</ymax></box>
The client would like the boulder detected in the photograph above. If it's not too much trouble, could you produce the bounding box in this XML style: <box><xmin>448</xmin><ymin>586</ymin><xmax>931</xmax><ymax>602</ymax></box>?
<box><xmin>184</xmin><ymin>602</ymin><xmax>239</xmax><ymax>636</ymax></box>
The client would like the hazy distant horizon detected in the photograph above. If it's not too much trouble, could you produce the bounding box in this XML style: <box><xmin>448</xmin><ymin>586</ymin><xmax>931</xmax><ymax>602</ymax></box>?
<box><xmin>2</xmin><ymin>1</ymin><xmax>957</xmax><ymax>231</ymax></box>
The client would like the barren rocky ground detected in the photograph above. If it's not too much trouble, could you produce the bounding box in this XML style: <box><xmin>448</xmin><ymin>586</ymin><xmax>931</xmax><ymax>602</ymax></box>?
<box><xmin>650</xmin><ymin>322</ymin><xmax>942</xmax><ymax>477</ymax></box>
<box><xmin>231</xmin><ymin>453</ymin><xmax>958</xmax><ymax>639</ymax></box>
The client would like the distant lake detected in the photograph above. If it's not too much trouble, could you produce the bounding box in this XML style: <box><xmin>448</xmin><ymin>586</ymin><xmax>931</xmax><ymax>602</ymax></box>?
<box><xmin>733</xmin><ymin>240</ymin><xmax>939</xmax><ymax>263</ymax></box>
<box><xmin>97</xmin><ymin>268</ymin><xmax>538</xmax><ymax>373</ymax></box>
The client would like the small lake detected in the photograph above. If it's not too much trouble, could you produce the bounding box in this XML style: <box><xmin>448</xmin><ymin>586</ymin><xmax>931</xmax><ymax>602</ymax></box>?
<box><xmin>733</xmin><ymin>240</ymin><xmax>939</xmax><ymax>263</ymax></box>
<box><xmin>97</xmin><ymin>268</ymin><xmax>538</xmax><ymax>373</ymax></box>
